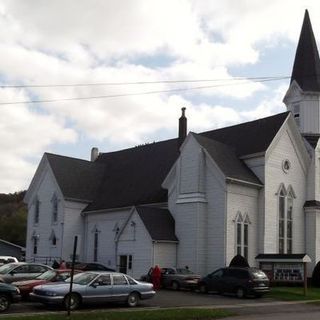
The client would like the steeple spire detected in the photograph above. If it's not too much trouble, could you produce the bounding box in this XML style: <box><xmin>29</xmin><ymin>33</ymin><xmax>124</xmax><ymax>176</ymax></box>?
<box><xmin>291</xmin><ymin>10</ymin><xmax>320</xmax><ymax>92</ymax></box>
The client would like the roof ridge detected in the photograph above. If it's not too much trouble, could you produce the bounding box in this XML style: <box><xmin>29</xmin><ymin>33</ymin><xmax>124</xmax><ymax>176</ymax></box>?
<box><xmin>45</xmin><ymin>152</ymin><xmax>92</xmax><ymax>164</ymax></box>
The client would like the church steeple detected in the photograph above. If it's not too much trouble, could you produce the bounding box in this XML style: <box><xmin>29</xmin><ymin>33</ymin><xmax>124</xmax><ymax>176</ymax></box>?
<box><xmin>284</xmin><ymin>10</ymin><xmax>320</xmax><ymax>138</ymax></box>
<box><xmin>291</xmin><ymin>10</ymin><xmax>320</xmax><ymax>92</ymax></box>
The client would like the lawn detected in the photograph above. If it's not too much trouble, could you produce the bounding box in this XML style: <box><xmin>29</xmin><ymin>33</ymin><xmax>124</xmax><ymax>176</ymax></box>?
<box><xmin>0</xmin><ymin>308</ymin><xmax>234</xmax><ymax>320</ymax></box>
<box><xmin>267</xmin><ymin>286</ymin><xmax>320</xmax><ymax>301</ymax></box>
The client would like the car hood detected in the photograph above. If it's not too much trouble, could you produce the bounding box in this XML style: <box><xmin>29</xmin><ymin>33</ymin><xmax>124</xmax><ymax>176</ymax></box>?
<box><xmin>13</xmin><ymin>279</ymin><xmax>47</xmax><ymax>287</ymax></box>
<box><xmin>34</xmin><ymin>282</ymin><xmax>83</xmax><ymax>293</ymax></box>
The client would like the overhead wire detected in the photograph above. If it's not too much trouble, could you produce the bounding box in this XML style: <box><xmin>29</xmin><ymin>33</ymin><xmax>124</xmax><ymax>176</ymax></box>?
<box><xmin>0</xmin><ymin>76</ymin><xmax>290</xmax><ymax>105</ymax></box>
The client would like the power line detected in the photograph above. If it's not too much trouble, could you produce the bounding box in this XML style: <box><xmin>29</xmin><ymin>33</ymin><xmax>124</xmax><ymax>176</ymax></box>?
<box><xmin>0</xmin><ymin>75</ymin><xmax>289</xmax><ymax>88</ymax></box>
<box><xmin>0</xmin><ymin>76</ymin><xmax>290</xmax><ymax>106</ymax></box>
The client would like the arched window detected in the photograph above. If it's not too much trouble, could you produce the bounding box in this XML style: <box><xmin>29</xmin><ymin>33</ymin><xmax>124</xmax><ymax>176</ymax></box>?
<box><xmin>277</xmin><ymin>184</ymin><xmax>295</xmax><ymax>254</ymax></box>
<box><xmin>31</xmin><ymin>232</ymin><xmax>39</xmax><ymax>255</ymax></box>
<box><xmin>49</xmin><ymin>230</ymin><xmax>57</xmax><ymax>246</ymax></box>
<box><xmin>234</xmin><ymin>212</ymin><xmax>250</xmax><ymax>260</ymax></box>
<box><xmin>51</xmin><ymin>194</ymin><xmax>58</xmax><ymax>224</ymax></box>
<box><xmin>92</xmin><ymin>225</ymin><xmax>100</xmax><ymax>262</ymax></box>
<box><xmin>34</xmin><ymin>197</ymin><xmax>40</xmax><ymax>225</ymax></box>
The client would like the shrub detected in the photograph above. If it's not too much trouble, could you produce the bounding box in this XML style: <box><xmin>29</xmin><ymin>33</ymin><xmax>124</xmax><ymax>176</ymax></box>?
<box><xmin>312</xmin><ymin>261</ymin><xmax>320</xmax><ymax>287</ymax></box>
<box><xmin>229</xmin><ymin>254</ymin><xmax>250</xmax><ymax>268</ymax></box>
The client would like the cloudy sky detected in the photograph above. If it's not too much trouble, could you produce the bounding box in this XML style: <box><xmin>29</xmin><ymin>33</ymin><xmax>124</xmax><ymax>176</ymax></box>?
<box><xmin>1</xmin><ymin>0</ymin><xmax>319</xmax><ymax>193</ymax></box>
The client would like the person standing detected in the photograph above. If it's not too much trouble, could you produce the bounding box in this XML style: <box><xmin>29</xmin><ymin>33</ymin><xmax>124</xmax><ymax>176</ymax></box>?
<box><xmin>59</xmin><ymin>259</ymin><xmax>66</xmax><ymax>269</ymax></box>
<box><xmin>151</xmin><ymin>265</ymin><xmax>162</xmax><ymax>290</ymax></box>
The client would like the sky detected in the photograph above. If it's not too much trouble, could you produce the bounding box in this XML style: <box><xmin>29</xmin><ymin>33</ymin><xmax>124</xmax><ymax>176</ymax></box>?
<box><xmin>1</xmin><ymin>0</ymin><xmax>320</xmax><ymax>193</ymax></box>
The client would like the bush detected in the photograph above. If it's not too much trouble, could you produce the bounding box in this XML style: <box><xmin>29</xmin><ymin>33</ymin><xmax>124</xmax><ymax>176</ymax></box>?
<box><xmin>229</xmin><ymin>255</ymin><xmax>250</xmax><ymax>268</ymax></box>
<box><xmin>312</xmin><ymin>261</ymin><xmax>320</xmax><ymax>287</ymax></box>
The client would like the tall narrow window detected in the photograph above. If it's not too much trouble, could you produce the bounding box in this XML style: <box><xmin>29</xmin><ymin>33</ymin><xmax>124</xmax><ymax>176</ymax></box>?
<box><xmin>49</xmin><ymin>230</ymin><xmax>57</xmax><ymax>246</ymax></box>
<box><xmin>236</xmin><ymin>213</ymin><xmax>243</xmax><ymax>256</ymax></box>
<box><xmin>94</xmin><ymin>229</ymin><xmax>99</xmax><ymax>262</ymax></box>
<box><xmin>52</xmin><ymin>194</ymin><xmax>58</xmax><ymax>223</ymax></box>
<box><xmin>293</xmin><ymin>103</ymin><xmax>300</xmax><ymax>127</ymax></box>
<box><xmin>279</xmin><ymin>189</ymin><xmax>285</xmax><ymax>254</ymax></box>
<box><xmin>287</xmin><ymin>193</ymin><xmax>293</xmax><ymax>254</ymax></box>
<box><xmin>34</xmin><ymin>198</ymin><xmax>40</xmax><ymax>224</ymax></box>
<box><xmin>235</xmin><ymin>212</ymin><xmax>250</xmax><ymax>260</ymax></box>
<box><xmin>278</xmin><ymin>184</ymin><xmax>295</xmax><ymax>254</ymax></box>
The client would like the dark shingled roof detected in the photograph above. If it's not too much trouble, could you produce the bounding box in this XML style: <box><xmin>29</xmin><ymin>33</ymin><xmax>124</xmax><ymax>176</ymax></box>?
<box><xmin>84</xmin><ymin>139</ymin><xmax>180</xmax><ymax>211</ymax></box>
<box><xmin>46</xmin><ymin>153</ymin><xmax>105</xmax><ymax>202</ymax></box>
<box><xmin>200</xmin><ymin>112</ymin><xmax>289</xmax><ymax>156</ymax></box>
<box><xmin>135</xmin><ymin>206</ymin><xmax>178</xmax><ymax>241</ymax></box>
<box><xmin>47</xmin><ymin>112</ymin><xmax>288</xmax><ymax>211</ymax></box>
<box><xmin>291</xmin><ymin>10</ymin><xmax>320</xmax><ymax>92</ymax></box>
<box><xmin>304</xmin><ymin>200</ymin><xmax>320</xmax><ymax>208</ymax></box>
<box><xmin>192</xmin><ymin>133</ymin><xmax>261</xmax><ymax>185</ymax></box>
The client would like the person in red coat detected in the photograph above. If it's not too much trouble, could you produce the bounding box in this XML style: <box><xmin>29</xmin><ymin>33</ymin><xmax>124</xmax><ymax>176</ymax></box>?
<box><xmin>151</xmin><ymin>265</ymin><xmax>162</xmax><ymax>290</ymax></box>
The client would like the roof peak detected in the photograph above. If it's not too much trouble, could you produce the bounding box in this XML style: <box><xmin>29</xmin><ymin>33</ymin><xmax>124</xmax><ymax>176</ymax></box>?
<box><xmin>290</xmin><ymin>10</ymin><xmax>320</xmax><ymax>91</ymax></box>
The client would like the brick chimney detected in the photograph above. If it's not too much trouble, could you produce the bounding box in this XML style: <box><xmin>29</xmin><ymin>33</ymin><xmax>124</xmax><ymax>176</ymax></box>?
<box><xmin>178</xmin><ymin>107</ymin><xmax>187</xmax><ymax>147</ymax></box>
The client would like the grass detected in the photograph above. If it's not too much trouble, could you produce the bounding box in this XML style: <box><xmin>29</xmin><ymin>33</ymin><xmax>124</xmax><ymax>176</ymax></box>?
<box><xmin>266</xmin><ymin>286</ymin><xmax>320</xmax><ymax>301</ymax></box>
<box><xmin>0</xmin><ymin>308</ymin><xmax>234</xmax><ymax>320</ymax></box>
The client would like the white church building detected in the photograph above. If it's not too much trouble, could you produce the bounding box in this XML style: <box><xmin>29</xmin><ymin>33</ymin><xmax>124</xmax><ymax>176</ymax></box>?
<box><xmin>25</xmin><ymin>10</ymin><xmax>320</xmax><ymax>279</ymax></box>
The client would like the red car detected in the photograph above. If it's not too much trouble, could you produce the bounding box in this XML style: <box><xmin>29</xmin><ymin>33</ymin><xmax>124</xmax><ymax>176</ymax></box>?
<box><xmin>12</xmin><ymin>269</ymin><xmax>81</xmax><ymax>298</ymax></box>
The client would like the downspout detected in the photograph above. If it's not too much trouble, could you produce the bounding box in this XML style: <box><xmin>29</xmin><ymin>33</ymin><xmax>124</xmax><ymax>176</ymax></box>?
<box><xmin>224</xmin><ymin>183</ymin><xmax>228</xmax><ymax>267</ymax></box>
<box><xmin>60</xmin><ymin>201</ymin><xmax>65</xmax><ymax>260</ymax></box>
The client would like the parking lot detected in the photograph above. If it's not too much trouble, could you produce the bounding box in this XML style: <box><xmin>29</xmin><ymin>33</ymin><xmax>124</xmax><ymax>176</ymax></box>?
<box><xmin>2</xmin><ymin>289</ymin><xmax>275</xmax><ymax>315</ymax></box>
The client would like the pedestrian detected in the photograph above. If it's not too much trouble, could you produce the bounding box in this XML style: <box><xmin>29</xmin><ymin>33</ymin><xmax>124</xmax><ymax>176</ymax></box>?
<box><xmin>59</xmin><ymin>259</ymin><xmax>66</xmax><ymax>269</ymax></box>
<box><xmin>52</xmin><ymin>259</ymin><xmax>59</xmax><ymax>269</ymax></box>
<box><xmin>151</xmin><ymin>265</ymin><xmax>162</xmax><ymax>290</ymax></box>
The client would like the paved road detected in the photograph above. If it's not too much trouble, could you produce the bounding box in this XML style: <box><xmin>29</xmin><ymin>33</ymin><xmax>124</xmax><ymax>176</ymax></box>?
<box><xmin>1</xmin><ymin>289</ymin><xmax>320</xmax><ymax>318</ymax></box>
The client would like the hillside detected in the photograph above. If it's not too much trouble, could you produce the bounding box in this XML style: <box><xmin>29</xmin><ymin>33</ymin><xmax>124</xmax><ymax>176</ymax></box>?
<box><xmin>0</xmin><ymin>191</ymin><xmax>27</xmax><ymax>247</ymax></box>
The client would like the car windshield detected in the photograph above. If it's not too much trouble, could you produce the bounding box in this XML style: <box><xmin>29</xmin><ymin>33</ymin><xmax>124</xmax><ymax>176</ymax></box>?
<box><xmin>176</xmin><ymin>268</ymin><xmax>193</xmax><ymax>274</ymax></box>
<box><xmin>0</xmin><ymin>263</ymin><xmax>18</xmax><ymax>274</ymax></box>
<box><xmin>252</xmin><ymin>270</ymin><xmax>268</xmax><ymax>279</ymax></box>
<box><xmin>65</xmin><ymin>272</ymin><xmax>97</xmax><ymax>285</ymax></box>
<box><xmin>36</xmin><ymin>270</ymin><xmax>56</xmax><ymax>280</ymax></box>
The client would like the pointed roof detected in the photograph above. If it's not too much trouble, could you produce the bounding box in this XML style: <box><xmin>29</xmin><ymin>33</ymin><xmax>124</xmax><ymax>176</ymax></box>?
<box><xmin>191</xmin><ymin>133</ymin><xmax>261</xmax><ymax>185</ymax></box>
<box><xmin>135</xmin><ymin>206</ymin><xmax>178</xmax><ymax>242</ymax></box>
<box><xmin>291</xmin><ymin>10</ymin><xmax>320</xmax><ymax>91</ymax></box>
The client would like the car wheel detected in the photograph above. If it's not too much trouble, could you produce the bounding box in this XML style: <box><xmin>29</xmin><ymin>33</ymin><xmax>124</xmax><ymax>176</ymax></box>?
<box><xmin>235</xmin><ymin>287</ymin><xmax>246</xmax><ymax>299</ymax></box>
<box><xmin>199</xmin><ymin>283</ymin><xmax>208</xmax><ymax>294</ymax></box>
<box><xmin>64</xmin><ymin>293</ymin><xmax>81</xmax><ymax>311</ymax></box>
<box><xmin>171</xmin><ymin>281</ymin><xmax>180</xmax><ymax>291</ymax></box>
<box><xmin>127</xmin><ymin>292</ymin><xmax>139</xmax><ymax>307</ymax></box>
<box><xmin>0</xmin><ymin>295</ymin><xmax>10</xmax><ymax>312</ymax></box>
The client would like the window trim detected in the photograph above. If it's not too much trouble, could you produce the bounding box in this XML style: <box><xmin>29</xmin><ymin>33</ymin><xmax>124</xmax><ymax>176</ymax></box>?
<box><xmin>277</xmin><ymin>184</ymin><xmax>295</xmax><ymax>254</ymax></box>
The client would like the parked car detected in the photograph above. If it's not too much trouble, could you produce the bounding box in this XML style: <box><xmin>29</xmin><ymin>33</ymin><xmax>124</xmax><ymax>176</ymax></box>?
<box><xmin>12</xmin><ymin>269</ymin><xmax>82</xmax><ymax>298</ymax></box>
<box><xmin>198</xmin><ymin>267</ymin><xmax>270</xmax><ymax>298</ymax></box>
<box><xmin>161</xmin><ymin>267</ymin><xmax>201</xmax><ymax>290</ymax></box>
<box><xmin>0</xmin><ymin>282</ymin><xmax>21</xmax><ymax>312</ymax></box>
<box><xmin>0</xmin><ymin>256</ymin><xmax>18</xmax><ymax>266</ymax></box>
<box><xmin>66</xmin><ymin>262</ymin><xmax>115</xmax><ymax>272</ymax></box>
<box><xmin>0</xmin><ymin>263</ymin><xmax>52</xmax><ymax>284</ymax></box>
<box><xmin>30</xmin><ymin>271</ymin><xmax>155</xmax><ymax>310</ymax></box>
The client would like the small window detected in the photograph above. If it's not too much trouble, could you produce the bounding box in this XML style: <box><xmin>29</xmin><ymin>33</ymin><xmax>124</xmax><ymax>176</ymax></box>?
<box><xmin>13</xmin><ymin>265</ymin><xmax>29</xmax><ymax>273</ymax></box>
<box><xmin>29</xmin><ymin>265</ymin><xmax>47</xmax><ymax>273</ymax></box>
<box><xmin>211</xmin><ymin>269</ymin><xmax>223</xmax><ymax>278</ymax></box>
<box><xmin>33</xmin><ymin>237</ymin><xmax>38</xmax><ymax>255</ymax></box>
<box><xmin>113</xmin><ymin>274</ymin><xmax>128</xmax><ymax>285</ymax></box>
<box><xmin>34</xmin><ymin>199</ymin><xmax>40</xmax><ymax>224</ymax></box>
<box><xmin>51</xmin><ymin>194</ymin><xmax>58</xmax><ymax>223</ymax></box>
<box><xmin>293</xmin><ymin>104</ymin><xmax>300</xmax><ymax>127</ymax></box>
<box><xmin>126</xmin><ymin>275</ymin><xmax>137</xmax><ymax>285</ymax></box>
<box><xmin>128</xmin><ymin>255</ymin><xmax>132</xmax><ymax>270</ymax></box>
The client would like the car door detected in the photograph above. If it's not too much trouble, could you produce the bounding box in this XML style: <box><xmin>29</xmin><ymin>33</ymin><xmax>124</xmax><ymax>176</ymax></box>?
<box><xmin>6</xmin><ymin>265</ymin><xmax>29</xmax><ymax>283</ymax></box>
<box><xmin>84</xmin><ymin>274</ymin><xmax>113</xmax><ymax>304</ymax></box>
<box><xmin>206</xmin><ymin>269</ymin><xmax>224</xmax><ymax>292</ymax></box>
<box><xmin>28</xmin><ymin>265</ymin><xmax>48</xmax><ymax>280</ymax></box>
<box><xmin>111</xmin><ymin>274</ymin><xmax>130</xmax><ymax>302</ymax></box>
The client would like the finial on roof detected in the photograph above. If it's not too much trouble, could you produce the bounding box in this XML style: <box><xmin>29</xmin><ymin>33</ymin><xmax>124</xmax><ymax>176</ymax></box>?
<box><xmin>290</xmin><ymin>9</ymin><xmax>320</xmax><ymax>91</ymax></box>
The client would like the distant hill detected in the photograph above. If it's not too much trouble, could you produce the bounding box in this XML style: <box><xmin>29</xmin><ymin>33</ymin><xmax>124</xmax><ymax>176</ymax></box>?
<box><xmin>0</xmin><ymin>191</ymin><xmax>27</xmax><ymax>247</ymax></box>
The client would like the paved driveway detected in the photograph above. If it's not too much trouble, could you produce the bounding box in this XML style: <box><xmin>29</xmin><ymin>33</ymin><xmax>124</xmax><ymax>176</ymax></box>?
<box><xmin>140</xmin><ymin>289</ymin><xmax>274</xmax><ymax>308</ymax></box>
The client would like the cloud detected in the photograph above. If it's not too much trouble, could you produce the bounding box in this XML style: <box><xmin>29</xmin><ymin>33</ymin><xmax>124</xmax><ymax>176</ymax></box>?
<box><xmin>0</xmin><ymin>0</ymin><xmax>318</xmax><ymax>192</ymax></box>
